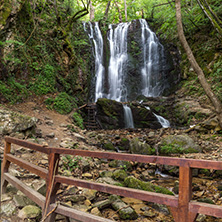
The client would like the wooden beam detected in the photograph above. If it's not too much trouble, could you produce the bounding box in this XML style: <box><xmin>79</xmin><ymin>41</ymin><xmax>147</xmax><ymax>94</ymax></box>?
<box><xmin>1</xmin><ymin>141</ymin><xmax>11</xmax><ymax>193</ymax></box>
<box><xmin>6</xmin><ymin>154</ymin><xmax>48</xmax><ymax>179</ymax></box>
<box><xmin>3</xmin><ymin>173</ymin><xmax>45</xmax><ymax>208</ymax></box>
<box><xmin>189</xmin><ymin>201</ymin><xmax>222</xmax><ymax>218</ymax></box>
<box><xmin>56</xmin><ymin>175</ymin><xmax>178</xmax><ymax>207</ymax></box>
<box><xmin>5</xmin><ymin>136</ymin><xmax>50</xmax><ymax>154</ymax></box>
<box><xmin>50</xmin><ymin>203</ymin><xmax>115</xmax><ymax>222</ymax></box>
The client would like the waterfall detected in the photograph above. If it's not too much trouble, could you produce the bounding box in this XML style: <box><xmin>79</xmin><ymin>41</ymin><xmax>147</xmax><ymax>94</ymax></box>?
<box><xmin>139</xmin><ymin>19</ymin><xmax>166</xmax><ymax>97</ymax></box>
<box><xmin>153</xmin><ymin>113</ymin><xmax>170</xmax><ymax>128</ymax></box>
<box><xmin>123</xmin><ymin>104</ymin><xmax>134</xmax><ymax>128</ymax></box>
<box><xmin>145</xmin><ymin>106</ymin><xmax>170</xmax><ymax>128</ymax></box>
<box><xmin>107</xmin><ymin>22</ymin><xmax>131</xmax><ymax>102</ymax></box>
<box><xmin>84</xmin><ymin>19</ymin><xmax>172</xmax><ymax>129</ymax></box>
<box><xmin>84</xmin><ymin>22</ymin><xmax>105</xmax><ymax>102</ymax></box>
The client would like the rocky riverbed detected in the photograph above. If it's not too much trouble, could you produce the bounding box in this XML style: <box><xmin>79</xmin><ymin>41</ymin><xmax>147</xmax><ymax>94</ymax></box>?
<box><xmin>0</xmin><ymin>101</ymin><xmax>222</xmax><ymax>222</ymax></box>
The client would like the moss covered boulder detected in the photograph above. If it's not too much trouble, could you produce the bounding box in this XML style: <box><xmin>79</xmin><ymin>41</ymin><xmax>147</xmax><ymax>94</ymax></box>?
<box><xmin>129</xmin><ymin>137</ymin><xmax>155</xmax><ymax>155</ymax></box>
<box><xmin>124</xmin><ymin>176</ymin><xmax>174</xmax><ymax>195</ymax></box>
<box><xmin>159</xmin><ymin>134</ymin><xmax>202</xmax><ymax>155</ymax></box>
<box><xmin>96</xmin><ymin>98</ymin><xmax>125</xmax><ymax>129</ymax></box>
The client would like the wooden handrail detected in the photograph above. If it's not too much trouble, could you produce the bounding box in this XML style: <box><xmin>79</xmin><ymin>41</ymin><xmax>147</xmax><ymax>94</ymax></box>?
<box><xmin>1</xmin><ymin>136</ymin><xmax>222</xmax><ymax>222</ymax></box>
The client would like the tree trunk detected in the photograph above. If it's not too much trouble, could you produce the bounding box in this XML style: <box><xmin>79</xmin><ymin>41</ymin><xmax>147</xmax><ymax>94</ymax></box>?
<box><xmin>196</xmin><ymin>0</ymin><xmax>222</xmax><ymax>36</ymax></box>
<box><xmin>104</xmin><ymin>0</ymin><xmax>111</xmax><ymax>21</ymax></box>
<box><xmin>124</xmin><ymin>0</ymin><xmax>127</xmax><ymax>22</ymax></box>
<box><xmin>115</xmin><ymin>1</ymin><xmax>122</xmax><ymax>23</ymax></box>
<box><xmin>175</xmin><ymin>0</ymin><xmax>222</xmax><ymax>127</ymax></box>
<box><xmin>89</xmin><ymin>0</ymin><xmax>94</xmax><ymax>21</ymax></box>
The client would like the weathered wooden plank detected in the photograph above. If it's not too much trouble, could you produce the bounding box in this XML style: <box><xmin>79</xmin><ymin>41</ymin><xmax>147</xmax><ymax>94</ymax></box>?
<box><xmin>1</xmin><ymin>141</ymin><xmax>11</xmax><ymax>193</ymax></box>
<box><xmin>49</xmin><ymin>148</ymin><xmax>222</xmax><ymax>170</ymax></box>
<box><xmin>5</xmin><ymin>136</ymin><xmax>50</xmax><ymax>154</ymax></box>
<box><xmin>175</xmin><ymin>167</ymin><xmax>197</xmax><ymax>222</ymax></box>
<box><xmin>50</xmin><ymin>203</ymin><xmax>114</xmax><ymax>222</ymax></box>
<box><xmin>189</xmin><ymin>201</ymin><xmax>222</xmax><ymax>218</ymax></box>
<box><xmin>56</xmin><ymin>175</ymin><xmax>178</xmax><ymax>207</ymax></box>
<box><xmin>43</xmin><ymin>153</ymin><xmax>60</xmax><ymax>222</ymax></box>
<box><xmin>3</xmin><ymin>173</ymin><xmax>45</xmax><ymax>208</ymax></box>
<box><xmin>6</xmin><ymin>154</ymin><xmax>48</xmax><ymax>179</ymax></box>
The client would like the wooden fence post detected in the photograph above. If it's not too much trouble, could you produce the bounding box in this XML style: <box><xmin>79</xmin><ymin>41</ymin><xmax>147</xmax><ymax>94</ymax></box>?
<box><xmin>1</xmin><ymin>141</ymin><xmax>11</xmax><ymax>193</ymax></box>
<box><xmin>42</xmin><ymin>152</ymin><xmax>60</xmax><ymax>222</ymax></box>
<box><xmin>171</xmin><ymin>166</ymin><xmax>197</xmax><ymax>222</ymax></box>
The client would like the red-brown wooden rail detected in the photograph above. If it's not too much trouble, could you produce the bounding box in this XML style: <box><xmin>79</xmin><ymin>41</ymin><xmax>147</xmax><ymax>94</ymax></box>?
<box><xmin>1</xmin><ymin>136</ymin><xmax>222</xmax><ymax>222</ymax></box>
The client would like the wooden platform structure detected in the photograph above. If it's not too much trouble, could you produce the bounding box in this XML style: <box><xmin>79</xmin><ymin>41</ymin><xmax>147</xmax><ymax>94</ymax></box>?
<box><xmin>85</xmin><ymin>103</ymin><xmax>101</xmax><ymax>130</ymax></box>
<box><xmin>1</xmin><ymin>136</ymin><xmax>222</xmax><ymax>222</ymax></box>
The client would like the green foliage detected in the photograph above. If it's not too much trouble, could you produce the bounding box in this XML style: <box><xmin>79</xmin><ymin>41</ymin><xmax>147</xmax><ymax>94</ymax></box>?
<box><xmin>53</xmin><ymin>92</ymin><xmax>77</xmax><ymax>114</ymax></box>
<box><xmin>72</xmin><ymin>112</ymin><xmax>84</xmax><ymax>129</ymax></box>
<box><xmin>62</xmin><ymin>155</ymin><xmax>82</xmax><ymax>171</ymax></box>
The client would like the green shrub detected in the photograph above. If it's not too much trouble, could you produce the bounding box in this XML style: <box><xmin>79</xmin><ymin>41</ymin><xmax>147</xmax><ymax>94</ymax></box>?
<box><xmin>72</xmin><ymin>112</ymin><xmax>84</xmax><ymax>129</ymax></box>
<box><xmin>53</xmin><ymin>92</ymin><xmax>75</xmax><ymax>114</ymax></box>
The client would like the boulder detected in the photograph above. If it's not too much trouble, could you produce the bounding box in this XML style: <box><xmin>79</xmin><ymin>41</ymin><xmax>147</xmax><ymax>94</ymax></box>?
<box><xmin>18</xmin><ymin>205</ymin><xmax>41</xmax><ymax>220</ymax></box>
<box><xmin>159</xmin><ymin>134</ymin><xmax>202</xmax><ymax>155</ymax></box>
<box><xmin>0</xmin><ymin>109</ymin><xmax>37</xmax><ymax>135</ymax></box>
<box><xmin>111</xmin><ymin>198</ymin><xmax>138</xmax><ymax>220</ymax></box>
<box><xmin>129</xmin><ymin>137</ymin><xmax>155</xmax><ymax>155</ymax></box>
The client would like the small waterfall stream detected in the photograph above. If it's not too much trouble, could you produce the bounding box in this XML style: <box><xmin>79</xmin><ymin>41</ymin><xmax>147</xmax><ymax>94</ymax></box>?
<box><xmin>123</xmin><ymin>104</ymin><xmax>134</xmax><ymax>128</ymax></box>
<box><xmin>85</xmin><ymin>19</ymin><xmax>171</xmax><ymax>128</ymax></box>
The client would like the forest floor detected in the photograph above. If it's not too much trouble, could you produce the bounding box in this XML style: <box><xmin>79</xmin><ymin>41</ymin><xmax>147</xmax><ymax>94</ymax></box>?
<box><xmin>1</xmin><ymin>99</ymin><xmax>222</xmax><ymax>222</ymax></box>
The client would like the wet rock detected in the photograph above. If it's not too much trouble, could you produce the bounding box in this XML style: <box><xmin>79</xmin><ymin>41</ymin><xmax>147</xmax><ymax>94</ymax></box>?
<box><xmin>18</xmin><ymin>205</ymin><xmax>41</xmax><ymax>220</ymax></box>
<box><xmin>159</xmin><ymin>134</ymin><xmax>202</xmax><ymax>155</ymax></box>
<box><xmin>129</xmin><ymin>137</ymin><xmax>155</xmax><ymax>155</ymax></box>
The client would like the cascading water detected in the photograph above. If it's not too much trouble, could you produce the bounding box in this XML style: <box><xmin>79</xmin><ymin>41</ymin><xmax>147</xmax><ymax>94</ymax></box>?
<box><xmin>123</xmin><ymin>104</ymin><xmax>134</xmax><ymax>128</ymax></box>
<box><xmin>107</xmin><ymin>22</ymin><xmax>134</xmax><ymax>127</ymax></box>
<box><xmin>84</xmin><ymin>22</ymin><xmax>105</xmax><ymax>102</ymax></box>
<box><xmin>153</xmin><ymin>113</ymin><xmax>170</xmax><ymax>128</ymax></box>
<box><xmin>85</xmin><ymin>19</ymin><xmax>172</xmax><ymax>129</ymax></box>
<box><xmin>107</xmin><ymin>22</ymin><xmax>131</xmax><ymax>102</ymax></box>
<box><xmin>139</xmin><ymin>19</ymin><xmax>167</xmax><ymax>97</ymax></box>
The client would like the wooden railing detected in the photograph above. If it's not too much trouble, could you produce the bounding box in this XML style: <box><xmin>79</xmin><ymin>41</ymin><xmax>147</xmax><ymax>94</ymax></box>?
<box><xmin>1</xmin><ymin>136</ymin><xmax>222</xmax><ymax>222</ymax></box>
